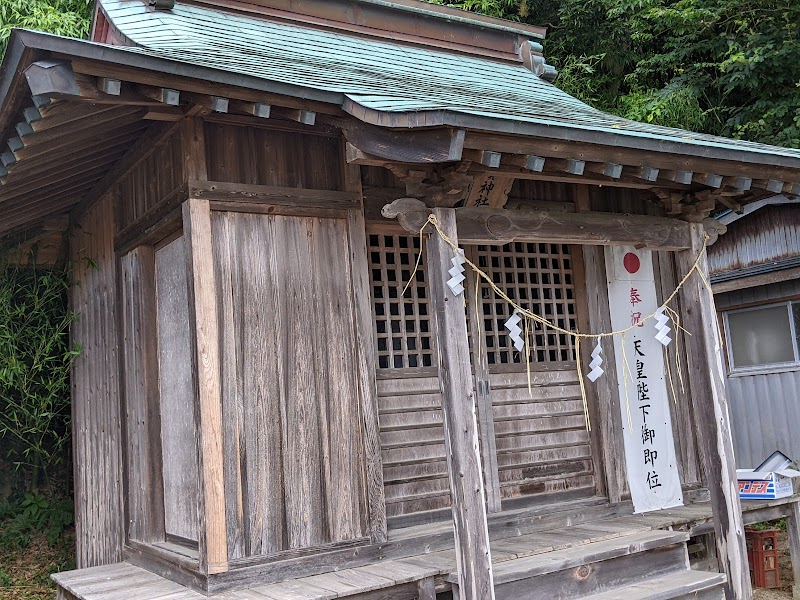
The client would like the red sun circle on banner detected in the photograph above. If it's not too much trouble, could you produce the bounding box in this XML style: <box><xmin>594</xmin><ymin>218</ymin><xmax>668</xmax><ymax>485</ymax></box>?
<box><xmin>623</xmin><ymin>252</ymin><xmax>641</xmax><ymax>274</ymax></box>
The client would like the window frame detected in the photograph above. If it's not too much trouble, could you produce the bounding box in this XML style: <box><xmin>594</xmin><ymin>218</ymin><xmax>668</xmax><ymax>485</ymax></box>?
<box><xmin>723</xmin><ymin>300</ymin><xmax>800</xmax><ymax>375</ymax></box>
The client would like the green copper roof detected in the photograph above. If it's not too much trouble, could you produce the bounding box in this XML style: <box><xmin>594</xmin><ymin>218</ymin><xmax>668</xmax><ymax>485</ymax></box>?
<box><xmin>71</xmin><ymin>1</ymin><xmax>800</xmax><ymax>166</ymax></box>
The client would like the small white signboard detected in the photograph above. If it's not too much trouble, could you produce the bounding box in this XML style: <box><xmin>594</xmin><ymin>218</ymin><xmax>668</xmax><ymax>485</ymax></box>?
<box><xmin>605</xmin><ymin>246</ymin><xmax>684</xmax><ymax>513</ymax></box>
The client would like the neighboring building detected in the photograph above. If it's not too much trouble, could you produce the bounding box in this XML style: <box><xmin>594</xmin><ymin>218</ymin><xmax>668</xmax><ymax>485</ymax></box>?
<box><xmin>710</xmin><ymin>197</ymin><xmax>800</xmax><ymax>468</ymax></box>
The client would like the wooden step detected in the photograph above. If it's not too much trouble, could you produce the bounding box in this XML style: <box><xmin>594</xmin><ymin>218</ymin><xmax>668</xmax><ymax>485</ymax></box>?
<box><xmin>466</xmin><ymin>530</ymin><xmax>691</xmax><ymax>599</ymax></box>
<box><xmin>583</xmin><ymin>570</ymin><xmax>726</xmax><ymax>600</ymax></box>
<box><xmin>490</xmin><ymin>529</ymin><xmax>689</xmax><ymax>584</ymax></box>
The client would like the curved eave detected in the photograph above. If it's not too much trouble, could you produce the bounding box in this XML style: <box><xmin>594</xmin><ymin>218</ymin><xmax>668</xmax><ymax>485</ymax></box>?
<box><xmin>3</xmin><ymin>30</ymin><xmax>800</xmax><ymax>173</ymax></box>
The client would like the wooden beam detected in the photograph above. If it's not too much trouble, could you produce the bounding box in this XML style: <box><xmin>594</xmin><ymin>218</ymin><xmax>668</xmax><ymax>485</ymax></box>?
<box><xmin>184</xmin><ymin>92</ymin><xmax>229</xmax><ymax>113</ymax></box>
<box><xmin>9</xmin><ymin>106</ymin><xmax>142</xmax><ymax>156</ymax></box>
<box><xmin>784</xmin><ymin>182</ymin><xmax>800</xmax><ymax>196</ymax></box>
<box><xmin>341</xmin><ymin>159</ymin><xmax>388</xmax><ymax>544</ymax></box>
<box><xmin>342</xmin><ymin>121</ymin><xmax>465</xmax><ymax>164</ymax></box>
<box><xmin>182</xmin><ymin>117</ymin><xmax>208</xmax><ymax>181</ymax></box>
<box><xmin>524</xmin><ymin>155</ymin><xmax>546</xmax><ymax>172</ymax></box>
<box><xmin>573</xmin><ymin>186</ymin><xmax>625</xmax><ymax>504</ymax></box>
<box><xmin>753</xmin><ymin>178</ymin><xmax>784</xmax><ymax>193</ymax></box>
<box><xmin>97</xmin><ymin>77</ymin><xmax>121</xmax><ymax>96</ymax></box>
<box><xmin>586</xmin><ymin>162</ymin><xmax>623</xmax><ymax>179</ymax></box>
<box><xmin>478</xmin><ymin>150</ymin><xmax>501</xmax><ymax>168</ymax></box>
<box><xmin>711</xmin><ymin>266</ymin><xmax>800</xmax><ymax>294</ymax></box>
<box><xmin>15</xmin><ymin>121</ymin><xmax>33</xmax><ymax>138</ymax></box>
<box><xmin>676</xmin><ymin>224</ymin><xmax>751</xmax><ymax>600</ymax></box>
<box><xmin>635</xmin><ymin>165</ymin><xmax>660</xmax><ymax>182</ymax></box>
<box><xmin>722</xmin><ymin>176</ymin><xmax>751</xmax><ymax>191</ymax></box>
<box><xmin>694</xmin><ymin>172</ymin><xmax>723</xmax><ymax>188</ymax></box>
<box><xmin>272</xmin><ymin>106</ymin><xmax>315</xmax><ymax>125</ymax></box>
<box><xmin>188</xmin><ymin>180</ymin><xmax>360</xmax><ymax>207</ymax></box>
<box><xmin>463</xmin><ymin>131</ymin><xmax>800</xmax><ymax>184</ymax></box>
<box><xmin>182</xmin><ymin>198</ymin><xmax>228</xmax><ymax>575</ymax></box>
<box><xmin>382</xmin><ymin>198</ymin><xmax>695</xmax><ymax>250</ymax></box>
<box><xmin>136</xmin><ymin>85</ymin><xmax>180</xmax><ymax>106</ymax></box>
<box><xmin>662</xmin><ymin>170</ymin><xmax>693</xmax><ymax>185</ymax></box>
<box><xmin>425</xmin><ymin>207</ymin><xmax>494</xmax><ymax>600</ymax></box>
<box><xmin>549</xmin><ymin>158</ymin><xmax>585</xmax><ymax>175</ymax></box>
<box><xmin>229</xmin><ymin>99</ymin><xmax>271</xmax><ymax>118</ymax></box>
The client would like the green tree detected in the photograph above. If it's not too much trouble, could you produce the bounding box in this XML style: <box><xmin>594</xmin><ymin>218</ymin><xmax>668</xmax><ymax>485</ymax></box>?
<box><xmin>426</xmin><ymin>0</ymin><xmax>800</xmax><ymax>148</ymax></box>
<box><xmin>529</xmin><ymin>0</ymin><xmax>800</xmax><ymax>148</ymax></box>
<box><xmin>0</xmin><ymin>0</ymin><xmax>92</xmax><ymax>60</ymax></box>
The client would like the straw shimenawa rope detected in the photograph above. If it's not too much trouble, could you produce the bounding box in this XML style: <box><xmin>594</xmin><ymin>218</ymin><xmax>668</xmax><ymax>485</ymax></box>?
<box><xmin>402</xmin><ymin>213</ymin><xmax>712</xmax><ymax>433</ymax></box>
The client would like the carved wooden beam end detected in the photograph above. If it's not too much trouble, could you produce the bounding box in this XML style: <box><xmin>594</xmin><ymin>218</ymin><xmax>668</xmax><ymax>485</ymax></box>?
<box><xmin>381</xmin><ymin>198</ymin><xmax>433</xmax><ymax>234</ymax></box>
<box><xmin>702</xmin><ymin>218</ymin><xmax>727</xmax><ymax>246</ymax></box>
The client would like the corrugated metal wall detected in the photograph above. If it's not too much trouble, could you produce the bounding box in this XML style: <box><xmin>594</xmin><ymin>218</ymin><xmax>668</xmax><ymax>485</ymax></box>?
<box><xmin>726</xmin><ymin>371</ymin><xmax>800</xmax><ymax>468</ymax></box>
<box><xmin>709</xmin><ymin>205</ymin><xmax>800</xmax><ymax>275</ymax></box>
<box><xmin>716</xmin><ymin>282</ymin><xmax>800</xmax><ymax>468</ymax></box>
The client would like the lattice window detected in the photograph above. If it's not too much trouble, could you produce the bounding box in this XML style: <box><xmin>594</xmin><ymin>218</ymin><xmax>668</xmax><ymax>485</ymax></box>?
<box><xmin>368</xmin><ymin>232</ymin><xmax>434</xmax><ymax>369</ymax></box>
<box><xmin>475</xmin><ymin>242</ymin><xmax>577</xmax><ymax>365</ymax></box>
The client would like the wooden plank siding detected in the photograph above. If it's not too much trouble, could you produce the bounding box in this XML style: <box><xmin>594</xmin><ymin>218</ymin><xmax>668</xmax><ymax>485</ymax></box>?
<box><xmin>203</xmin><ymin>122</ymin><xmax>343</xmax><ymax>191</ymax></box>
<box><xmin>117</xmin><ymin>129</ymin><xmax>185</xmax><ymax>232</ymax></box>
<box><xmin>154</xmin><ymin>236</ymin><xmax>200</xmax><ymax>543</ymax></box>
<box><xmin>490</xmin><ymin>370</ymin><xmax>596</xmax><ymax>500</ymax></box>
<box><xmin>210</xmin><ymin>210</ymin><xmax>370</xmax><ymax>558</ymax></box>
<box><xmin>70</xmin><ymin>194</ymin><xmax>126</xmax><ymax>568</ymax></box>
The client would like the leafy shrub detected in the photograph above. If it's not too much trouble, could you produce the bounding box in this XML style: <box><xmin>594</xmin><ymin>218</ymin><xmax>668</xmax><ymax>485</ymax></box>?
<box><xmin>0</xmin><ymin>0</ymin><xmax>92</xmax><ymax>59</ymax></box>
<box><xmin>0</xmin><ymin>261</ymin><xmax>78</xmax><ymax>490</ymax></box>
<box><xmin>0</xmin><ymin>491</ymin><xmax>74</xmax><ymax>549</ymax></box>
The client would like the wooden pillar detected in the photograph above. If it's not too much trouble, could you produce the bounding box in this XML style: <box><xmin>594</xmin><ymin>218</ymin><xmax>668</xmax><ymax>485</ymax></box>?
<box><xmin>183</xmin><ymin>198</ymin><xmax>228</xmax><ymax>575</ymax></box>
<box><xmin>465</xmin><ymin>267</ymin><xmax>502</xmax><ymax>514</ymax></box>
<box><xmin>676</xmin><ymin>223</ymin><xmax>751</xmax><ymax>600</ymax></box>
<box><xmin>574</xmin><ymin>186</ymin><xmax>624</xmax><ymax>504</ymax></box>
<box><xmin>786</xmin><ymin>501</ymin><xmax>800</xmax><ymax>599</ymax></box>
<box><xmin>343</xmin><ymin>161</ymin><xmax>388</xmax><ymax>543</ymax></box>
<box><xmin>426</xmin><ymin>208</ymin><xmax>495</xmax><ymax>600</ymax></box>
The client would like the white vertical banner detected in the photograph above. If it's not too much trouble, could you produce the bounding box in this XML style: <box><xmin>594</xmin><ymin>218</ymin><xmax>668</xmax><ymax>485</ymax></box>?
<box><xmin>605</xmin><ymin>246</ymin><xmax>683</xmax><ymax>513</ymax></box>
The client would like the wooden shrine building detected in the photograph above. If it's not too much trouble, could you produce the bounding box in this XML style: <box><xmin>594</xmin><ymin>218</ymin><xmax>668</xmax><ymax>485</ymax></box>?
<box><xmin>2</xmin><ymin>1</ymin><xmax>800</xmax><ymax>598</ymax></box>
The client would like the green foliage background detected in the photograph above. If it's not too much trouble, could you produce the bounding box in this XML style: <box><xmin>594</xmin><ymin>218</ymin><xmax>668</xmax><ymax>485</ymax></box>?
<box><xmin>429</xmin><ymin>0</ymin><xmax>800</xmax><ymax>149</ymax></box>
<box><xmin>0</xmin><ymin>0</ymin><xmax>92</xmax><ymax>58</ymax></box>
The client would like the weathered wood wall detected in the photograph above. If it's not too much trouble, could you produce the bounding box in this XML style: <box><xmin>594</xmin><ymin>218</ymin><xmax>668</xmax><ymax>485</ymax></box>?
<box><xmin>154</xmin><ymin>236</ymin><xmax>199</xmax><ymax>542</ymax></box>
<box><xmin>70</xmin><ymin>195</ymin><xmax>125</xmax><ymax>567</ymax></box>
<box><xmin>211</xmin><ymin>210</ymin><xmax>369</xmax><ymax>558</ymax></box>
<box><xmin>490</xmin><ymin>370</ymin><xmax>595</xmax><ymax>500</ymax></box>
<box><xmin>204</xmin><ymin>122</ymin><xmax>343</xmax><ymax>190</ymax></box>
<box><xmin>117</xmin><ymin>130</ymin><xmax>185</xmax><ymax>233</ymax></box>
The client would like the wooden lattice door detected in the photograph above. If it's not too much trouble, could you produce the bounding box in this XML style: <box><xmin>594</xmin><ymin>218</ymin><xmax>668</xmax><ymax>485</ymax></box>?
<box><xmin>467</xmin><ymin>242</ymin><xmax>596</xmax><ymax>503</ymax></box>
<box><xmin>366</xmin><ymin>228</ymin><xmax>598</xmax><ymax>519</ymax></box>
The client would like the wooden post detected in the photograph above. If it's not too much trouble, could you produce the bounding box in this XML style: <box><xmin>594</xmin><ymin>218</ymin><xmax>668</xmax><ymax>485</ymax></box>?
<box><xmin>786</xmin><ymin>501</ymin><xmax>800</xmax><ymax>599</ymax></box>
<box><xmin>676</xmin><ymin>223</ymin><xmax>751</xmax><ymax>600</ymax></box>
<box><xmin>426</xmin><ymin>208</ymin><xmax>495</xmax><ymax>600</ymax></box>
<box><xmin>343</xmin><ymin>160</ymin><xmax>389</xmax><ymax>543</ymax></box>
<box><xmin>183</xmin><ymin>198</ymin><xmax>228</xmax><ymax>575</ymax></box>
<box><xmin>465</xmin><ymin>267</ymin><xmax>502</xmax><ymax>514</ymax></box>
<box><xmin>574</xmin><ymin>186</ymin><xmax>624</xmax><ymax>503</ymax></box>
